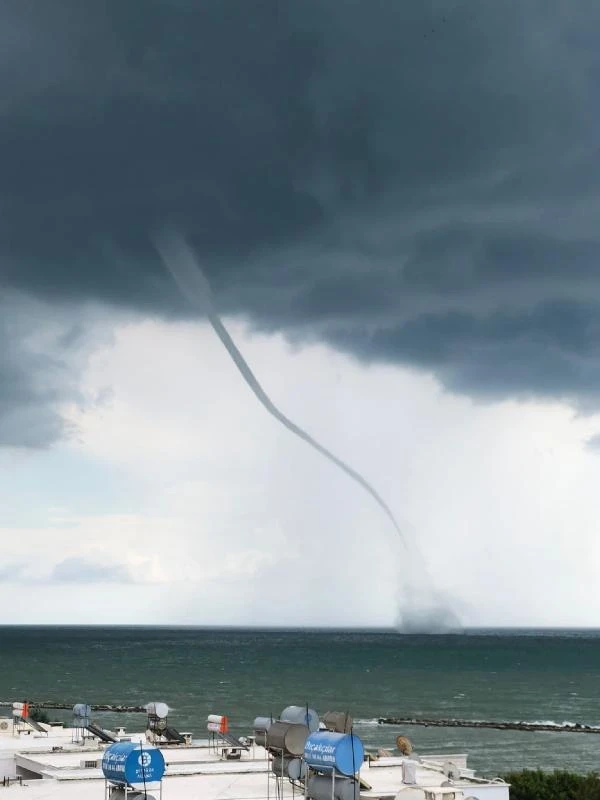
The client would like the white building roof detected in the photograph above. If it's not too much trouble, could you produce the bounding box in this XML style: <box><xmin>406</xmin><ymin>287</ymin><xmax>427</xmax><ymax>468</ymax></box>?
<box><xmin>0</xmin><ymin>721</ymin><xmax>510</xmax><ymax>800</ymax></box>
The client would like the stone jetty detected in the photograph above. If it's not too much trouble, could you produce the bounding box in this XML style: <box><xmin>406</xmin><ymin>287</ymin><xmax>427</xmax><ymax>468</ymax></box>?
<box><xmin>0</xmin><ymin>701</ymin><xmax>147</xmax><ymax>713</ymax></box>
<box><xmin>377</xmin><ymin>716</ymin><xmax>600</xmax><ymax>734</ymax></box>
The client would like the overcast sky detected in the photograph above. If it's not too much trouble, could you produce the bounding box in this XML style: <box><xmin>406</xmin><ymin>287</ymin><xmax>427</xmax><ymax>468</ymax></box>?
<box><xmin>1</xmin><ymin>1</ymin><xmax>600</xmax><ymax>627</ymax></box>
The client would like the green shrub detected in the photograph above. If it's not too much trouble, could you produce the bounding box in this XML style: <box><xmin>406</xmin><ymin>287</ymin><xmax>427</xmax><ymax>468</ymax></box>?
<box><xmin>28</xmin><ymin>708</ymin><xmax>50</xmax><ymax>724</ymax></box>
<box><xmin>504</xmin><ymin>769</ymin><xmax>600</xmax><ymax>800</ymax></box>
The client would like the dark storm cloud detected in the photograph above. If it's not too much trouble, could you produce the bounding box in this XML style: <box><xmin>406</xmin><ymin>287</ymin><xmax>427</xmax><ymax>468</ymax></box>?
<box><xmin>0</xmin><ymin>296</ymin><xmax>109</xmax><ymax>448</ymax></box>
<box><xmin>1</xmin><ymin>0</ymin><xmax>600</xmax><ymax>440</ymax></box>
<box><xmin>0</xmin><ymin>342</ymin><xmax>71</xmax><ymax>448</ymax></box>
<box><xmin>0</xmin><ymin>302</ymin><xmax>78</xmax><ymax>448</ymax></box>
<box><xmin>330</xmin><ymin>299</ymin><xmax>600</xmax><ymax>403</ymax></box>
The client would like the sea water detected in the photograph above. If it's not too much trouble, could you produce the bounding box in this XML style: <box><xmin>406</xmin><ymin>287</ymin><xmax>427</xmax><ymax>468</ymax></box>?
<box><xmin>0</xmin><ymin>626</ymin><xmax>599</xmax><ymax>775</ymax></box>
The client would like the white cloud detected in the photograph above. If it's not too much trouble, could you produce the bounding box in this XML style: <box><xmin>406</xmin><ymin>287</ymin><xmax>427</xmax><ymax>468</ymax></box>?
<box><xmin>2</xmin><ymin>314</ymin><xmax>600</xmax><ymax>626</ymax></box>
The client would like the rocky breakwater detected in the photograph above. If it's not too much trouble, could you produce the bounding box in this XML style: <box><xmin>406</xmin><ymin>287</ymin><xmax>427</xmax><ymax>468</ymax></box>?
<box><xmin>377</xmin><ymin>717</ymin><xmax>600</xmax><ymax>734</ymax></box>
<box><xmin>0</xmin><ymin>701</ymin><xmax>147</xmax><ymax>713</ymax></box>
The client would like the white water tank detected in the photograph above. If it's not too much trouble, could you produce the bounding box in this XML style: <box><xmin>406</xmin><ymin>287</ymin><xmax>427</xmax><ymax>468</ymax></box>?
<box><xmin>307</xmin><ymin>775</ymin><xmax>359</xmax><ymax>800</ymax></box>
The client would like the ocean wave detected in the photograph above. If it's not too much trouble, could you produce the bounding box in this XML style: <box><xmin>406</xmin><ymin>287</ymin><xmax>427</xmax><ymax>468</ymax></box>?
<box><xmin>354</xmin><ymin>718</ymin><xmax>381</xmax><ymax>726</ymax></box>
<box><xmin>531</xmin><ymin>720</ymin><xmax>579</xmax><ymax>727</ymax></box>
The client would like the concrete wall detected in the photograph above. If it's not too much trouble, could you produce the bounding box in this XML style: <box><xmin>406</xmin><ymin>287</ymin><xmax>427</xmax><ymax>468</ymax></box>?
<box><xmin>0</xmin><ymin>755</ymin><xmax>17</xmax><ymax>780</ymax></box>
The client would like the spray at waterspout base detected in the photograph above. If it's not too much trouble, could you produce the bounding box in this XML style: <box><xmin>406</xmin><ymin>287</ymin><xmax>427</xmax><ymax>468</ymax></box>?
<box><xmin>394</xmin><ymin>589</ymin><xmax>464</xmax><ymax>633</ymax></box>
<box><xmin>391</xmin><ymin>538</ymin><xmax>464</xmax><ymax>633</ymax></box>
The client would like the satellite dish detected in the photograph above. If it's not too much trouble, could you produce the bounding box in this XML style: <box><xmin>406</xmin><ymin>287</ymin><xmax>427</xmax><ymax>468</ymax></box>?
<box><xmin>280</xmin><ymin>705</ymin><xmax>319</xmax><ymax>733</ymax></box>
<box><xmin>146</xmin><ymin>702</ymin><xmax>169</xmax><ymax>719</ymax></box>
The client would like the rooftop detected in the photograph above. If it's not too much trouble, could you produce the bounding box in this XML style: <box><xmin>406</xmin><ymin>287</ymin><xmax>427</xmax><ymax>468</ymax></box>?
<box><xmin>0</xmin><ymin>719</ymin><xmax>510</xmax><ymax>800</ymax></box>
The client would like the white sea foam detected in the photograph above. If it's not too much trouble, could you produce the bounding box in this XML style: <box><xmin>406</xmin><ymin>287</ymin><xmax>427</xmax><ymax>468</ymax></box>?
<box><xmin>530</xmin><ymin>720</ymin><xmax>580</xmax><ymax>727</ymax></box>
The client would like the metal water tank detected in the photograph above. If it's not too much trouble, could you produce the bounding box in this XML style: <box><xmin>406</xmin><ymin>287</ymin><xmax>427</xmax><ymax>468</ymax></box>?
<box><xmin>304</xmin><ymin>731</ymin><xmax>364</xmax><ymax>776</ymax></box>
<box><xmin>102</xmin><ymin>742</ymin><xmax>165</xmax><ymax>786</ymax></box>
<box><xmin>307</xmin><ymin>775</ymin><xmax>360</xmax><ymax>800</ymax></box>
<box><xmin>322</xmin><ymin>712</ymin><xmax>353</xmax><ymax>734</ymax></box>
<box><xmin>271</xmin><ymin>755</ymin><xmax>307</xmax><ymax>780</ymax></box>
<box><xmin>266</xmin><ymin>721</ymin><xmax>309</xmax><ymax>756</ymax></box>
<box><xmin>281</xmin><ymin>705</ymin><xmax>319</xmax><ymax>733</ymax></box>
<box><xmin>73</xmin><ymin>704</ymin><xmax>92</xmax><ymax>719</ymax></box>
<box><xmin>253</xmin><ymin>716</ymin><xmax>273</xmax><ymax>747</ymax></box>
<box><xmin>403</xmin><ymin>760</ymin><xmax>418</xmax><ymax>784</ymax></box>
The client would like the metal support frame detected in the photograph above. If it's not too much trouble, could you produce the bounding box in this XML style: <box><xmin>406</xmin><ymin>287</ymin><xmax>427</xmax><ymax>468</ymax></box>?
<box><xmin>72</xmin><ymin>715</ymin><xmax>89</xmax><ymax>744</ymax></box>
<box><xmin>104</xmin><ymin>778</ymin><xmax>163</xmax><ymax>800</ymax></box>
